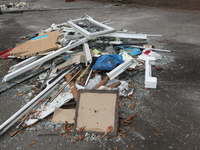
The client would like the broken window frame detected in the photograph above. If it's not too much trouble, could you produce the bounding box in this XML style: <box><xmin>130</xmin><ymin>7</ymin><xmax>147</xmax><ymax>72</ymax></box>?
<box><xmin>67</xmin><ymin>15</ymin><xmax>115</xmax><ymax>38</ymax></box>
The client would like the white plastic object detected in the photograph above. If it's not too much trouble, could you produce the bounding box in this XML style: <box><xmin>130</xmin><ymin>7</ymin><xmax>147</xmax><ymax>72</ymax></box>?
<box><xmin>2</xmin><ymin>38</ymin><xmax>88</xmax><ymax>82</ymax></box>
<box><xmin>107</xmin><ymin>59</ymin><xmax>133</xmax><ymax>80</ymax></box>
<box><xmin>85</xmin><ymin>74</ymin><xmax>102</xmax><ymax>90</ymax></box>
<box><xmin>83</xmin><ymin>43</ymin><xmax>92</xmax><ymax>66</ymax></box>
<box><xmin>139</xmin><ymin>49</ymin><xmax>162</xmax><ymax>60</ymax></box>
<box><xmin>144</xmin><ymin>57</ymin><xmax>157</xmax><ymax>89</ymax></box>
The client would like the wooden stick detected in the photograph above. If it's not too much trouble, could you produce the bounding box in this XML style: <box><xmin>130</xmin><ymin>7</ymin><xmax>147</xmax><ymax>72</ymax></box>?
<box><xmin>94</xmin><ymin>76</ymin><xmax>110</xmax><ymax>90</ymax></box>
<box><xmin>65</xmin><ymin>73</ymin><xmax>78</xmax><ymax>101</ymax></box>
<box><xmin>107</xmin><ymin>81</ymin><xmax>121</xmax><ymax>88</ymax></box>
<box><xmin>49</xmin><ymin>69</ymin><xmax>81</xmax><ymax>103</ymax></box>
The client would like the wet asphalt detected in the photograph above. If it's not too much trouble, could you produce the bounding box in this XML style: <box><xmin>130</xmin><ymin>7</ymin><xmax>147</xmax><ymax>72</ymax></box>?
<box><xmin>0</xmin><ymin>0</ymin><xmax>200</xmax><ymax>149</ymax></box>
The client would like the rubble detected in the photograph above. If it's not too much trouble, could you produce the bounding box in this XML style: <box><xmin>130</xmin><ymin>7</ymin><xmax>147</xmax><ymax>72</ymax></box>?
<box><xmin>0</xmin><ymin>15</ymin><xmax>171</xmax><ymax>141</ymax></box>
<box><xmin>0</xmin><ymin>2</ymin><xmax>92</xmax><ymax>14</ymax></box>
<box><xmin>0</xmin><ymin>2</ymin><xmax>44</xmax><ymax>11</ymax></box>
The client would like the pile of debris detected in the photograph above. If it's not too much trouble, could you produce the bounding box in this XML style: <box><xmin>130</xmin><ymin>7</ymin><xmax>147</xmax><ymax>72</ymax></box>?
<box><xmin>0</xmin><ymin>1</ymin><xmax>44</xmax><ymax>11</ymax></box>
<box><xmin>0</xmin><ymin>1</ymin><xmax>92</xmax><ymax>14</ymax></box>
<box><xmin>0</xmin><ymin>15</ymin><xmax>170</xmax><ymax>140</ymax></box>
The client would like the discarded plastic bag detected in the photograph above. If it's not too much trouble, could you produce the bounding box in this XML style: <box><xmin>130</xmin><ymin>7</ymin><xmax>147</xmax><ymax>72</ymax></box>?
<box><xmin>139</xmin><ymin>49</ymin><xmax>162</xmax><ymax>60</ymax></box>
<box><xmin>92</xmin><ymin>55</ymin><xmax>123</xmax><ymax>71</ymax></box>
<box><xmin>85</xmin><ymin>74</ymin><xmax>102</xmax><ymax>90</ymax></box>
<box><xmin>118</xmin><ymin>81</ymin><xmax>133</xmax><ymax>96</ymax></box>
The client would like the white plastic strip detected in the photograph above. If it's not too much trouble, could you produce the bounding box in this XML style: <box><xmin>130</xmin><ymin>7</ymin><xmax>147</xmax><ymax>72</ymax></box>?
<box><xmin>8</xmin><ymin>56</ymin><xmax>41</xmax><ymax>73</ymax></box>
<box><xmin>131</xmin><ymin>45</ymin><xmax>171</xmax><ymax>52</ymax></box>
<box><xmin>0</xmin><ymin>65</ymin><xmax>76</xmax><ymax>135</ymax></box>
<box><xmin>3</xmin><ymin>38</ymin><xmax>87</xmax><ymax>82</ymax></box>
<box><xmin>83</xmin><ymin>43</ymin><xmax>92</xmax><ymax>66</ymax></box>
<box><xmin>107</xmin><ymin>59</ymin><xmax>133</xmax><ymax>80</ymax></box>
<box><xmin>103</xmin><ymin>32</ymin><xmax>148</xmax><ymax>40</ymax></box>
<box><xmin>67</xmin><ymin>16</ymin><xmax>115</xmax><ymax>38</ymax></box>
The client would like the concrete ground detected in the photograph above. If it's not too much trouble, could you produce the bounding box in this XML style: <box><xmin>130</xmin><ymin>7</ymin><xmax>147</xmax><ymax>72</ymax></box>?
<box><xmin>0</xmin><ymin>0</ymin><xmax>200</xmax><ymax>149</ymax></box>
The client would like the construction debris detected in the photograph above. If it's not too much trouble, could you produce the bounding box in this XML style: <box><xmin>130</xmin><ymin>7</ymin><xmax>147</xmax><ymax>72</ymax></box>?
<box><xmin>52</xmin><ymin>108</ymin><xmax>75</xmax><ymax>123</ymax></box>
<box><xmin>0</xmin><ymin>2</ymin><xmax>92</xmax><ymax>14</ymax></box>
<box><xmin>0</xmin><ymin>15</ymin><xmax>171</xmax><ymax>138</ymax></box>
<box><xmin>10</xmin><ymin>30</ymin><xmax>61</xmax><ymax>59</ymax></box>
<box><xmin>75</xmin><ymin>90</ymin><xmax>119</xmax><ymax>136</ymax></box>
<box><xmin>0</xmin><ymin>2</ymin><xmax>43</xmax><ymax>11</ymax></box>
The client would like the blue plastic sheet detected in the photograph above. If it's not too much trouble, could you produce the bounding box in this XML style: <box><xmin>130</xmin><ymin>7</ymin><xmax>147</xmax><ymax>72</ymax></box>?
<box><xmin>122</xmin><ymin>47</ymin><xmax>141</xmax><ymax>56</ymax></box>
<box><xmin>92</xmin><ymin>55</ymin><xmax>123</xmax><ymax>71</ymax></box>
<box><xmin>115</xmin><ymin>45</ymin><xmax>141</xmax><ymax>56</ymax></box>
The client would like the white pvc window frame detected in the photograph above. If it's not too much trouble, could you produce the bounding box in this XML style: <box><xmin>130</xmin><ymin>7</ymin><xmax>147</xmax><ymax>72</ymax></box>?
<box><xmin>67</xmin><ymin>15</ymin><xmax>115</xmax><ymax>38</ymax></box>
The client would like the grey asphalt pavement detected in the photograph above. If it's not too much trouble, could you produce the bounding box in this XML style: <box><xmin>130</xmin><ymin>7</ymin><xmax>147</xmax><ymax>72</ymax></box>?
<box><xmin>0</xmin><ymin>0</ymin><xmax>200</xmax><ymax>149</ymax></box>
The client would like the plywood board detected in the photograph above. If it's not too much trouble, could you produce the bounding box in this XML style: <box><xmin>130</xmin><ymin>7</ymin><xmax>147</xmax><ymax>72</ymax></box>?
<box><xmin>52</xmin><ymin>108</ymin><xmax>75</xmax><ymax>123</ymax></box>
<box><xmin>10</xmin><ymin>30</ymin><xmax>60</xmax><ymax>58</ymax></box>
<box><xmin>75</xmin><ymin>90</ymin><xmax>119</xmax><ymax>136</ymax></box>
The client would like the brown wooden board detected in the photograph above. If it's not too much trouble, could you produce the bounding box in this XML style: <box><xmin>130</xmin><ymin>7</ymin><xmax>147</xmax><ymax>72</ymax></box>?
<box><xmin>75</xmin><ymin>90</ymin><xmax>119</xmax><ymax>136</ymax></box>
<box><xmin>10</xmin><ymin>30</ymin><xmax>60</xmax><ymax>59</ymax></box>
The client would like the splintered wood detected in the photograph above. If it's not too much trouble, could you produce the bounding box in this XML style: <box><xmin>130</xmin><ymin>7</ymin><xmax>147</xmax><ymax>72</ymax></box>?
<box><xmin>65</xmin><ymin>73</ymin><xmax>78</xmax><ymax>101</ymax></box>
<box><xmin>130</xmin><ymin>102</ymin><xmax>137</xmax><ymax>109</ymax></box>
<box><xmin>78</xmin><ymin>126</ymin><xmax>86</xmax><ymax>133</ymax></box>
<box><xmin>124</xmin><ymin>115</ymin><xmax>137</xmax><ymax>123</ymax></box>
<box><xmin>28</xmin><ymin>140</ymin><xmax>36</xmax><ymax>148</ymax></box>
<box><xmin>9</xmin><ymin>129</ymin><xmax>20</xmax><ymax>137</ymax></box>
<box><xmin>104</xmin><ymin>126</ymin><xmax>113</xmax><ymax>136</ymax></box>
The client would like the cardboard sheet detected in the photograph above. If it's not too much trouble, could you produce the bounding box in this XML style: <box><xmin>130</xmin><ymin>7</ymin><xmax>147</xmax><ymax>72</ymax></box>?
<box><xmin>50</xmin><ymin>50</ymin><xmax>95</xmax><ymax>76</ymax></box>
<box><xmin>75</xmin><ymin>90</ymin><xmax>119</xmax><ymax>136</ymax></box>
<box><xmin>52</xmin><ymin>107</ymin><xmax>75</xmax><ymax>123</ymax></box>
<box><xmin>11</xmin><ymin>30</ymin><xmax>60</xmax><ymax>58</ymax></box>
